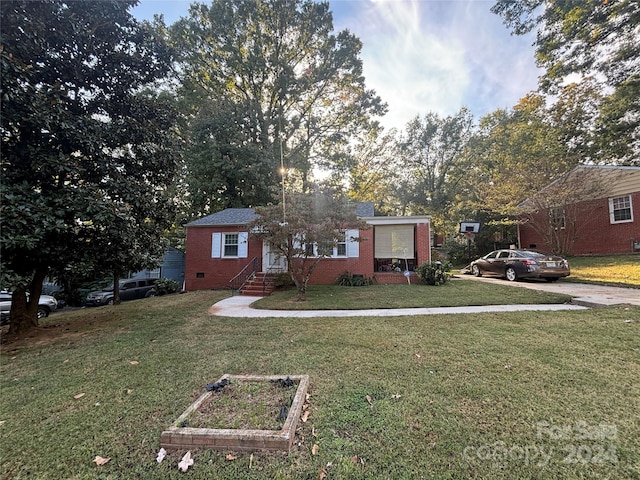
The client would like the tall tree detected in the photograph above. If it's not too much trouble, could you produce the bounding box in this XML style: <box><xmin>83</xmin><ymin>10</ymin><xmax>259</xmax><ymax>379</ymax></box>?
<box><xmin>167</xmin><ymin>0</ymin><xmax>386</xmax><ymax>216</ymax></box>
<box><xmin>395</xmin><ymin>108</ymin><xmax>474</xmax><ymax>233</ymax></box>
<box><xmin>1</xmin><ymin>0</ymin><xmax>180</xmax><ymax>333</ymax></box>
<box><xmin>492</xmin><ymin>0</ymin><xmax>639</xmax><ymax>164</ymax></box>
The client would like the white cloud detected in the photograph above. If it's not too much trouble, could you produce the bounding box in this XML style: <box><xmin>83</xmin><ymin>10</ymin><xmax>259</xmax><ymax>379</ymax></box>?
<box><xmin>330</xmin><ymin>0</ymin><xmax>541</xmax><ymax>130</ymax></box>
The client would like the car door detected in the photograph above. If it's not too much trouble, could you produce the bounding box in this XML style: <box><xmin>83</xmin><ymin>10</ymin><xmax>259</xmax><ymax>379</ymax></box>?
<box><xmin>490</xmin><ymin>250</ymin><xmax>511</xmax><ymax>275</ymax></box>
<box><xmin>120</xmin><ymin>281</ymin><xmax>137</xmax><ymax>301</ymax></box>
<box><xmin>478</xmin><ymin>251</ymin><xmax>498</xmax><ymax>274</ymax></box>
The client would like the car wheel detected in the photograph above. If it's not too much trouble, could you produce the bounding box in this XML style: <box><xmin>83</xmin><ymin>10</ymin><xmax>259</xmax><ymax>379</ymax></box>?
<box><xmin>37</xmin><ymin>307</ymin><xmax>49</xmax><ymax>319</ymax></box>
<box><xmin>106</xmin><ymin>298</ymin><xmax>114</xmax><ymax>305</ymax></box>
<box><xmin>471</xmin><ymin>264</ymin><xmax>482</xmax><ymax>277</ymax></box>
<box><xmin>505</xmin><ymin>267</ymin><xmax>518</xmax><ymax>282</ymax></box>
<box><xmin>145</xmin><ymin>289</ymin><xmax>156</xmax><ymax>298</ymax></box>
<box><xmin>545</xmin><ymin>277</ymin><xmax>559</xmax><ymax>283</ymax></box>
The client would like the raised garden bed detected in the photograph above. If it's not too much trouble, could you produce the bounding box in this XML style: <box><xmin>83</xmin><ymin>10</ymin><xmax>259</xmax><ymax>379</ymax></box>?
<box><xmin>160</xmin><ymin>374</ymin><xmax>309</xmax><ymax>453</ymax></box>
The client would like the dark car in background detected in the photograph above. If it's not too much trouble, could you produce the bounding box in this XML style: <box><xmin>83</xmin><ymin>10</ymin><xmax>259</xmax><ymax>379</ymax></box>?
<box><xmin>470</xmin><ymin>249</ymin><xmax>570</xmax><ymax>282</ymax></box>
<box><xmin>0</xmin><ymin>292</ymin><xmax>59</xmax><ymax>325</ymax></box>
<box><xmin>85</xmin><ymin>278</ymin><xmax>157</xmax><ymax>307</ymax></box>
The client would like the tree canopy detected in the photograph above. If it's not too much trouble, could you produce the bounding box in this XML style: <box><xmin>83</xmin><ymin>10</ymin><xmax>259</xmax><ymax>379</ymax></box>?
<box><xmin>0</xmin><ymin>0</ymin><xmax>181</xmax><ymax>333</ymax></box>
<box><xmin>166</xmin><ymin>0</ymin><xmax>386</xmax><ymax>217</ymax></box>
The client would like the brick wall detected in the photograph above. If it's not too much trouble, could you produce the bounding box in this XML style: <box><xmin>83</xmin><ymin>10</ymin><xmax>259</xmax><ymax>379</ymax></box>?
<box><xmin>519</xmin><ymin>192</ymin><xmax>640</xmax><ymax>255</ymax></box>
<box><xmin>185</xmin><ymin>221</ymin><xmax>433</xmax><ymax>291</ymax></box>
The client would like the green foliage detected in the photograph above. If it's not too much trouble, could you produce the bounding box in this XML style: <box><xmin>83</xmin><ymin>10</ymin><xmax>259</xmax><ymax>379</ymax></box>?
<box><xmin>0</xmin><ymin>0</ymin><xmax>181</xmax><ymax>332</ymax></box>
<box><xmin>154</xmin><ymin>278</ymin><xmax>181</xmax><ymax>296</ymax></box>
<box><xmin>273</xmin><ymin>272</ymin><xmax>295</xmax><ymax>289</ymax></box>
<box><xmin>415</xmin><ymin>261</ymin><xmax>451</xmax><ymax>286</ymax></box>
<box><xmin>166</xmin><ymin>0</ymin><xmax>386</xmax><ymax>216</ymax></box>
<box><xmin>250</xmin><ymin>190</ymin><xmax>368</xmax><ymax>300</ymax></box>
<box><xmin>336</xmin><ymin>271</ymin><xmax>375</xmax><ymax>287</ymax></box>
<box><xmin>491</xmin><ymin>0</ymin><xmax>639</xmax><ymax>166</ymax></box>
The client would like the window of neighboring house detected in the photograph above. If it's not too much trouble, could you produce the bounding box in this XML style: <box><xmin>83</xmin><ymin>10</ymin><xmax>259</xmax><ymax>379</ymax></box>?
<box><xmin>146</xmin><ymin>268</ymin><xmax>160</xmax><ymax>279</ymax></box>
<box><xmin>609</xmin><ymin>195</ymin><xmax>633</xmax><ymax>223</ymax></box>
<box><xmin>224</xmin><ymin>233</ymin><xmax>239</xmax><ymax>257</ymax></box>
<box><xmin>550</xmin><ymin>207</ymin><xmax>566</xmax><ymax>229</ymax></box>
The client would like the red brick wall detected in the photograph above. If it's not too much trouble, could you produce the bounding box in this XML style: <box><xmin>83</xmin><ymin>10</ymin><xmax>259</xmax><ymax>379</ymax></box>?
<box><xmin>518</xmin><ymin>192</ymin><xmax>640</xmax><ymax>255</ymax></box>
<box><xmin>185</xmin><ymin>226</ymin><xmax>263</xmax><ymax>291</ymax></box>
<box><xmin>185</xmin><ymin>221</ymin><xmax>433</xmax><ymax>290</ymax></box>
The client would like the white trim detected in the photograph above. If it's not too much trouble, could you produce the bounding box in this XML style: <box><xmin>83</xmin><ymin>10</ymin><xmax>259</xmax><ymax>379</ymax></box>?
<box><xmin>609</xmin><ymin>195</ymin><xmax>634</xmax><ymax>224</ymax></box>
<box><xmin>212</xmin><ymin>233</ymin><xmax>222</xmax><ymax>258</ymax></box>
<box><xmin>362</xmin><ymin>216</ymin><xmax>430</xmax><ymax>226</ymax></box>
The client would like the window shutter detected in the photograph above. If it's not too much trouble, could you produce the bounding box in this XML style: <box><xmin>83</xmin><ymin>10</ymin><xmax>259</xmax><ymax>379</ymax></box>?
<box><xmin>346</xmin><ymin>229</ymin><xmax>359</xmax><ymax>257</ymax></box>
<box><xmin>211</xmin><ymin>233</ymin><xmax>222</xmax><ymax>258</ymax></box>
<box><xmin>608</xmin><ymin>198</ymin><xmax>615</xmax><ymax>223</ymax></box>
<box><xmin>238</xmin><ymin>232</ymin><xmax>249</xmax><ymax>258</ymax></box>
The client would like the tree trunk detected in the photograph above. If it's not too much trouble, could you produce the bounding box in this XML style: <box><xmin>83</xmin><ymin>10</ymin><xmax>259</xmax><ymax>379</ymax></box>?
<box><xmin>7</xmin><ymin>267</ymin><xmax>47</xmax><ymax>335</ymax></box>
<box><xmin>112</xmin><ymin>271</ymin><xmax>121</xmax><ymax>305</ymax></box>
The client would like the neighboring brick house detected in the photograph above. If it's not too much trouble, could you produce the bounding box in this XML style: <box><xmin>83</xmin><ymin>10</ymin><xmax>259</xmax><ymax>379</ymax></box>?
<box><xmin>184</xmin><ymin>202</ymin><xmax>431</xmax><ymax>291</ymax></box>
<box><xmin>518</xmin><ymin>165</ymin><xmax>640</xmax><ymax>255</ymax></box>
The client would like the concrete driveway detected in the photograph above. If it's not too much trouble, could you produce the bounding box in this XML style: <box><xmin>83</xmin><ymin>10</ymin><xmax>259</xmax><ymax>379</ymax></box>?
<box><xmin>459</xmin><ymin>275</ymin><xmax>640</xmax><ymax>307</ymax></box>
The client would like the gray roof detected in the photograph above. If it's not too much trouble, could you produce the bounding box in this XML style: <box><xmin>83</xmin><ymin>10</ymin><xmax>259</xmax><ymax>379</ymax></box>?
<box><xmin>185</xmin><ymin>208</ymin><xmax>259</xmax><ymax>227</ymax></box>
<box><xmin>186</xmin><ymin>202</ymin><xmax>375</xmax><ymax>227</ymax></box>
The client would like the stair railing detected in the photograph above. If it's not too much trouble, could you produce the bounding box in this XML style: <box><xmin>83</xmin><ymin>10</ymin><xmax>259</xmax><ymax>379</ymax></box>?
<box><xmin>228</xmin><ymin>257</ymin><xmax>259</xmax><ymax>295</ymax></box>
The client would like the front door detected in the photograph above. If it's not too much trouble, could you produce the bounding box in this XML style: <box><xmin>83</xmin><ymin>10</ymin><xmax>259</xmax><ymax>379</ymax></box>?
<box><xmin>262</xmin><ymin>242</ymin><xmax>286</xmax><ymax>273</ymax></box>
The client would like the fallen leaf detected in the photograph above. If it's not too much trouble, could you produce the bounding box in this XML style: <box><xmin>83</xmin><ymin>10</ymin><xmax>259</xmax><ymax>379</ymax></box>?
<box><xmin>93</xmin><ymin>455</ymin><xmax>110</xmax><ymax>466</ymax></box>
<box><xmin>391</xmin><ymin>394</ymin><xmax>402</xmax><ymax>399</ymax></box>
<box><xmin>350</xmin><ymin>455</ymin><xmax>359</xmax><ymax>465</ymax></box>
<box><xmin>504</xmin><ymin>364</ymin><xmax>512</xmax><ymax>370</ymax></box>
<box><xmin>129</xmin><ymin>361</ymin><xmax>139</xmax><ymax>365</ymax></box>
<box><xmin>178</xmin><ymin>451</ymin><xmax>194</xmax><ymax>472</ymax></box>
<box><xmin>415</xmin><ymin>353</ymin><xmax>421</xmax><ymax>358</ymax></box>
<box><xmin>301</xmin><ymin>411</ymin><xmax>310</xmax><ymax>422</ymax></box>
<box><xmin>312</xmin><ymin>426</ymin><xmax>317</xmax><ymax>437</ymax></box>
<box><xmin>318</xmin><ymin>468</ymin><xmax>327</xmax><ymax>479</ymax></box>
<box><xmin>63</xmin><ymin>359</ymin><xmax>69</xmax><ymax>363</ymax></box>
<box><xmin>312</xmin><ymin>444</ymin><xmax>319</xmax><ymax>455</ymax></box>
<box><xmin>156</xmin><ymin>448</ymin><xmax>167</xmax><ymax>463</ymax></box>
<box><xmin>306</xmin><ymin>393</ymin><xmax>311</xmax><ymax>401</ymax></box>
<box><xmin>226</xmin><ymin>454</ymin><xmax>237</xmax><ymax>461</ymax></box>
<box><xmin>249</xmin><ymin>453</ymin><xmax>254</xmax><ymax>469</ymax></box>
<box><xmin>126</xmin><ymin>388</ymin><xmax>133</xmax><ymax>394</ymax></box>
<box><xmin>73</xmin><ymin>393</ymin><xmax>85</xmax><ymax>399</ymax></box>
<box><xmin>365</xmin><ymin>395</ymin><xmax>374</xmax><ymax>411</ymax></box>
<box><xmin>302</xmin><ymin>403</ymin><xmax>309</xmax><ymax>410</ymax></box>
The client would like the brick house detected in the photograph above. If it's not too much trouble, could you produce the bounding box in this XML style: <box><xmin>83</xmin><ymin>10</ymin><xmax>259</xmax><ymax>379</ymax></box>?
<box><xmin>518</xmin><ymin>165</ymin><xmax>640</xmax><ymax>255</ymax></box>
<box><xmin>184</xmin><ymin>202</ymin><xmax>431</xmax><ymax>291</ymax></box>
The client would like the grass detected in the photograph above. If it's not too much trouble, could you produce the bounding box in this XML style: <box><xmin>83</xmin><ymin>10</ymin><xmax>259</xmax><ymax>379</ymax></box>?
<box><xmin>253</xmin><ymin>280</ymin><xmax>572</xmax><ymax>310</ymax></box>
<box><xmin>1</xmin><ymin>288</ymin><xmax>639</xmax><ymax>479</ymax></box>
<box><xmin>567</xmin><ymin>254</ymin><xmax>640</xmax><ymax>287</ymax></box>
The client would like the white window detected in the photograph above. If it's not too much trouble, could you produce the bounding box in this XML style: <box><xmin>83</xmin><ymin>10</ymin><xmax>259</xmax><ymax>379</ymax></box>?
<box><xmin>294</xmin><ymin>229</ymin><xmax>359</xmax><ymax>258</ymax></box>
<box><xmin>212</xmin><ymin>232</ymin><xmax>248</xmax><ymax>258</ymax></box>
<box><xmin>609</xmin><ymin>195</ymin><xmax>633</xmax><ymax>224</ymax></box>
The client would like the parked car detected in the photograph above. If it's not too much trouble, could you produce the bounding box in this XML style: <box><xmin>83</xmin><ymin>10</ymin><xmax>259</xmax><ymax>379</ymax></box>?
<box><xmin>470</xmin><ymin>249</ymin><xmax>570</xmax><ymax>282</ymax></box>
<box><xmin>85</xmin><ymin>278</ymin><xmax>157</xmax><ymax>307</ymax></box>
<box><xmin>0</xmin><ymin>291</ymin><xmax>59</xmax><ymax>325</ymax></box>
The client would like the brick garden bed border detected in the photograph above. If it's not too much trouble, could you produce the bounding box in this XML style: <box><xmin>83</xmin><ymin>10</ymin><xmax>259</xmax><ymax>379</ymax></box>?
<box><xmin>160</xmin><ymin>374</ymin><xmax>310</xmax><ymax>453</ymax></box>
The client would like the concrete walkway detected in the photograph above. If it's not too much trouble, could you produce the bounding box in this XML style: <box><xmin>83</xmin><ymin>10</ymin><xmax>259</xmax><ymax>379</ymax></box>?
<box><xmin>208</xmin><ymin>277</ymin><xmax>638</xmax><ymax>318</ymax></box>
<box><xmin>460</xmin><ymin>276</ymin><xmax>640</xmax><ymax>307</ymax></box>
<box><xmin>208</xmin><ymin>295</ymin><xmax>588</xmax><ymax>318</ymax></box>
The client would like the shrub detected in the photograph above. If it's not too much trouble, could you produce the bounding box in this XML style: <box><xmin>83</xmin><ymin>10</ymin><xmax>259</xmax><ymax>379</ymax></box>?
<box><xmin>154</xmin><ymin>277</ymin><xmax>180</xmax><ymax>296</ymax></box>
<box><xmin>415</xmin><ymin>261</ymin><xmax>451</xmax><ymax>286</ymax></box>
<box><xmin>273</xmin><ymin>272</ymin><xmax>295</xmax><ymax>289</ymax></box>
<box><xmin>336</xmin><ymin>271</ymin><xmax>375</xmax><ymax>287</ymax></box>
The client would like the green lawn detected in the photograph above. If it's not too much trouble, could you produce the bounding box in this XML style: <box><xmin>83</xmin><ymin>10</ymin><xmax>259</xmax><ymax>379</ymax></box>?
<box><xmin>1</xmin><ymin>288</ymin><xmax>639</xmax><ymax>479</ymax></box>
<box><xmin>567</xmin><ymin>254</ymin><xmax>640</xmax><ymax>287</ymax></box>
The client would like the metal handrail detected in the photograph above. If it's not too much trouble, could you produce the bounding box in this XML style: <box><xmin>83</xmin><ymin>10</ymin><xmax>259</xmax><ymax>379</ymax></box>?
<box><xmin>229</xmin><ymin>257</ymin><xmax>259</xmax><ymax>294</ymax></box>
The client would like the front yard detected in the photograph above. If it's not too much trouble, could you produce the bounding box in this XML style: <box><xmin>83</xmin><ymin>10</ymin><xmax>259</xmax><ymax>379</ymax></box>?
<box><xmin>1</xmin><ymin>284</ymin><xmax>638</xmax><ymax>479</ymax></box>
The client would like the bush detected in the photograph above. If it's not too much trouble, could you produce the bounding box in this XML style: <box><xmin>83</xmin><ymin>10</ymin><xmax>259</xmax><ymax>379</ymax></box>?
<box><xmin>415</xmin><ymin>261</ymin><xmax>451</xmax><ymax>286</ymax></box>
<box><xmin>273</xmin><ymin>272</ymin><xmax>295</xmax><ymax>289</ymax></box>
<box><xmin>154</xmin><ymin>277</ymin><xmax>180</xmax><ymax>296</ymax></box>
<box><xmin>336</xmin><ymin>271</ymin><xmax>375</xmax><ymax>287</ymax></box>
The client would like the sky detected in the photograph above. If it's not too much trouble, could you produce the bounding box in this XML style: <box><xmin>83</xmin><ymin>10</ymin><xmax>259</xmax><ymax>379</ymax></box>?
<box><xmin>132</xmin><ymin>0</ymin><xmax>542</xmax><ymax>131</ymax></box>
